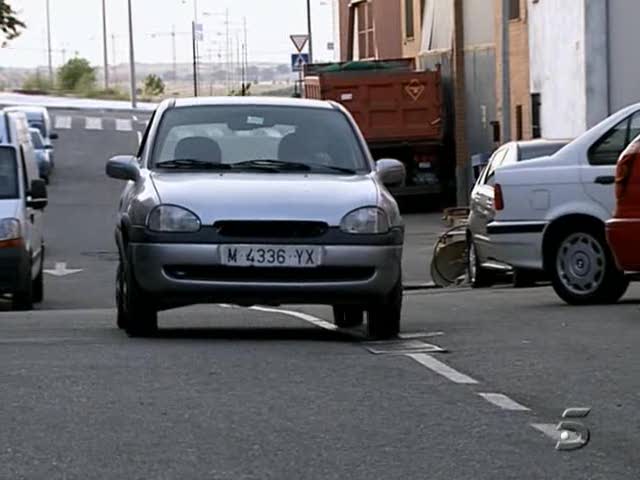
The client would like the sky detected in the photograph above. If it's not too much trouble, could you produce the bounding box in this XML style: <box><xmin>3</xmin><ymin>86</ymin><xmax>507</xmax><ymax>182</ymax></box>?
<box><xmin>1</xmin><ymin>0</ymin><xmax>337</xmax><ymax>69</ymax></box>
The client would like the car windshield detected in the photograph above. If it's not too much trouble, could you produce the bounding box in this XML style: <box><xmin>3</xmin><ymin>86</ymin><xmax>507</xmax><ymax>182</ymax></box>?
<box><xmin>519</xmin><ymin>143</ymin><xmax>567</xmax><ymax>161</ymax></box>
<box><xmin>30</xmin><ymin>130</ymin><xmax>44</xmax><ymax>149</ymax></box>
<box><xmin>0</xmin><ymin>148</ymin><xmax>19</xmax><ymax>199</ymax></box>
<box><xmin>150</xmin><ymin>105</ymin><xmax>369</xmax><ymax>173</ymax></box>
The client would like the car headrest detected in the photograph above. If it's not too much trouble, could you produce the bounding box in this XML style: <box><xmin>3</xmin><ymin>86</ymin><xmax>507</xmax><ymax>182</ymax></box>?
<box><xmin>174</xmin><ymin>136</ymin><xmax>222</xmax><ymax>163</ymax></box>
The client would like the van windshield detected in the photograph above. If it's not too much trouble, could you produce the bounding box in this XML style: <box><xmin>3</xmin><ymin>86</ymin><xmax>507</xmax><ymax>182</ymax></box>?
<box><xmin>0</xmin><ymin>148</ymin><xmax>19</xmax><ymax>199</ymax></box>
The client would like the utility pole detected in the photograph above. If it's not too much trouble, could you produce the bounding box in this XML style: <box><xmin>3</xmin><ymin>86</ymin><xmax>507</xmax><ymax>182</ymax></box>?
<box><xmin>452</xmin><ymin>0</ymin><xmax>469</xmax><ymax>205</ymax></box>
<box><xmin>45</xmin><ymin>0</ymin><xmax>53</xmax><ymax>82</ymax></box>
<box><xmin>171</xmin><ymin>26</ymin><xmax>177</xmax><ymax>82</ymax></box>
<box><xmin>192</xmin><ymin>21</ymin><xmax>199</xmax><ymax>96</ymax></box>
<box><xmin>225</xmin><ymin>9</ymin><xmax>230</xmax><ymax>93</ymax></box>
<box><xmin>501</xmin><ymin>0</ymin><xmax>512</xmax><ymax>143</ymax></box>
<box><xmin>243</xmin><ymin>17</ymin><xmax>248</xmax><ymax>95</ymax></box>
<box><xmin>102</xmin><ymin>0</ymin><xmax>109</xmax><ymax>89</ymax></box>
<box><xmin>306</xmin><ymin>0</ymin><xmax>314</xmax><ymax>63</ymax></box>
<box><xmin>111</xmin><ymin>35</ymin><xmax>117</xmax><ymax>85</ymax></box>
<box><xmin>127</xmin><ymin>0</ymin><xmax>137</xmax><ymax>109</ymax></box>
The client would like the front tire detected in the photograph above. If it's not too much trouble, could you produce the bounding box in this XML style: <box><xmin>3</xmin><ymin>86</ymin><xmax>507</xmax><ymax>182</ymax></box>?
<box><xmin>550</xmin><ymin>228</ymin><xmax>629</xmax><ymax>305</ymax></box>
<box><xmin>117</xmin><ymin>254</ymin><xmax>158</xmax><ymax>337</ymax></box>
<box><xmin>366</xmin><ymin>280</ymin><xmax>402</xmax><ymax>340</ymax></box>
<box><xmin>332</xmin><ymin>306</ymin><xmax>364</xmax><ymax>328</ymax></box>
<box><xmin>13</xmin><ymin>259</ymin><xmax>34</xmax><ymax>311</ymax></box>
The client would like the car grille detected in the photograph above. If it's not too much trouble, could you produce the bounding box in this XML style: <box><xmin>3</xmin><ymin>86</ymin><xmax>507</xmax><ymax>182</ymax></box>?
<box><xmin>213</xmin><ymin>221</ymin><xmax>329</xmax><ymax>238</ymax></box>
<box><xmin>164</xmin><ymin>266</ymin><xmax>375</xmax><ymax>283</ymax></box>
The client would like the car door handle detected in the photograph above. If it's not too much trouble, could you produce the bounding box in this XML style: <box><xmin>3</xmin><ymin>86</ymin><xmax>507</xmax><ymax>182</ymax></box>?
<box><xmin>594</xmin><ymin>176</ymin><xmax>615</xmax><ymax>185</ymax></box>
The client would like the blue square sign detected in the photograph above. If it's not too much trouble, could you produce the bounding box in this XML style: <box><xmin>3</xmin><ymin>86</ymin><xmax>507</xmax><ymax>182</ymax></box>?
<box><xmin>291</xmin><ymin>53</ymin><xmax>310</xmax><ymax>72</ymax></box>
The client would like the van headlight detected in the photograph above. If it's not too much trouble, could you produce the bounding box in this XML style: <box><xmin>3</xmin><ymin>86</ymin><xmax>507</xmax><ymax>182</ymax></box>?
<box><xmin>147</xmin><ymin>205</ymin><xmax>201</xmax><ymax>232</ymax></box>
<box><xmin>0</xmin><ymin>218</ymin><xmax>21</xmax><ymax>241</ymax></box>
<box><xmin>340</xmin><ymin>207</ymin><xmax>390</xmax><ymax>234</ymax></box>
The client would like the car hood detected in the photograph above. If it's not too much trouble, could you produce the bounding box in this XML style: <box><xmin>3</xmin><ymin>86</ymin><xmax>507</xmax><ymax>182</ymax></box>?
<box><xmin>150</xmin><ymin>172</ymin><xmax>379</xmax><ymax>225</ymax></box>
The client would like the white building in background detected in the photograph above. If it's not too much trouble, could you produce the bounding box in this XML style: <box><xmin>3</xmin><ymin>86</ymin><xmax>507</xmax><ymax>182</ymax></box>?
<box><xmin>528</xmin><ymin>0</ymin><xmax>640</xmax><ymax>139</ymax></box>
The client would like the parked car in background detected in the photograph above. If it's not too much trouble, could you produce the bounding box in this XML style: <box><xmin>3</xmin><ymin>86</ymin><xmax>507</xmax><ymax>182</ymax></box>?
<box><xmin>487</xmin><ymin>103</ymin><xmax>640</xmax><ymax>305</ymax></box>
<box><xmin>0</xmin><ymin>110</ymin><xmax>49</xmax><ymax>310</ymax></box>
<box><xmin>5</xmin><ymin>106</ymin><xmax>57</xmax><ymax>169</ymax></box>
<box><xmin>607</xmin><ymin>135</ymin><xmax>640</xmax><ymax>272</ymax></box>
<box><xmin>467</xmin><ymin>139</ymin><xmax>569</xmax><ymax>287</ymax></box>
<box><xmin>30</xmin><ymin>128</ymin><xmax>52</xmax><ymax>184</ymax></box>
<box><xmin>107</xmin><ymin>97</ymin><xmax>405</xmax><ymax>339</ymax></box>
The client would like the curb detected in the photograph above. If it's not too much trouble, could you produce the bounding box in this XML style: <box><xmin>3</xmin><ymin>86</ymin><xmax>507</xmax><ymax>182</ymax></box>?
<box><xmin>403</xmin><ymin>282</ymin><xmax>440</xmax><ymax>291</ymax></box>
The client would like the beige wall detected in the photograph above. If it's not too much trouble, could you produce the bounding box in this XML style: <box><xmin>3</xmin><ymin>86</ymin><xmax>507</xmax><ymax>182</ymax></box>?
<box><xmin>402</xmin><ymin>0</ymin><xmax>424</xmax><ymax>58</ymax></box>
<box><xmin>495</xmin><ymin>0</ymin><xmax>532</xmax><ymax>141</ymax></box>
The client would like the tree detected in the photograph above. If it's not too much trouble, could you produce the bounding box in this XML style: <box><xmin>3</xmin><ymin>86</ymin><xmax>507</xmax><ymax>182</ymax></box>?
<box><xmin>144</xmin><ymin>74</ymin><xmax>165</xmax><ymax>96</ymax></box>
<box><xmin>0</xmin><ymin>1</ymin><xmax>25</xmax><ymax>46</ymax></box>
<box><xmin>58</xmin><ymin>57</ymin><xmax>96</xmax><ymax>91</ymax></box>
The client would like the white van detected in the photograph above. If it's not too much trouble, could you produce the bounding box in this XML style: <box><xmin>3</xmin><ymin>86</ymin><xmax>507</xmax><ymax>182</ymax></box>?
<box><xmin>0</xmin><ymin>110</ymin><xmax>48</xmax><ymax>310</ymax></box>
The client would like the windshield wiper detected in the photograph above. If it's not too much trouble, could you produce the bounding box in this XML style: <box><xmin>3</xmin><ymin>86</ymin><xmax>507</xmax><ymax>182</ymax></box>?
<box><xmin>155</xmin><ymin>159</ymin><xmax>231</xmax><ymax>170</ymax></box>
<box><xmin>233</xmin><ymin>159</ymin><xmax>357</xmax><ymax>174</ymax></box>
<box><xmin>233</xmin><ymin>159</ymin><xmax>311</xmax><ymax>172</ymax></box>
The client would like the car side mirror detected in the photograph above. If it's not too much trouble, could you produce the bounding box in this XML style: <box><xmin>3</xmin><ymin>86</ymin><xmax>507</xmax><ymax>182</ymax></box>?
<box><xmin>376</xmin><ymin>159</ymin><xmax>406</xmax><ymax>187</ymax></box>
<box><xmin>106</xmin><ymin>155</ymin><xmax>140</xmax><ymax>181</ymax></box>
<box><xmin>27</xmin><ymin>178</ymin><xmax>48</xmax><ymax>210</ymax></box>
<box><xmin>50</xmin><ymin>132</ymin><xmax>59</xmax><ymax>140</ymax></box>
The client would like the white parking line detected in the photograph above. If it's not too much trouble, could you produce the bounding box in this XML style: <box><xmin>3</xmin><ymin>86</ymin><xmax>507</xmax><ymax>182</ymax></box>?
<box><xmin>478</xmin><ymin>393</ymin><xmax>531</xmax><ymax>411</ymax></box>
<box><xmin>54</xmin><ymin>115</ymin><xmax>72</xmax><ymax>129</ymax></box>
<box><xmin>250</xmin><ymin>306</ymin><xmax>338</xmax><ymax>331</ymax></box>
<box><xmin>115</xmin><ymin>118</ymin><xmax>133</xmax><ymax>131</ymax></box>
<box><xmin>85</xmin><ymin>117</ymin><xmax>102</xmax><ymax>130</ymax></box>
<box><xmin>405</xmin><ymin>353</ymin><xmax>479</xmax><ymax>384</ymax></box>
<box><xmin>136</xmin><ymin>131</ymin><xmax>142</xmax><ymax>144</ymax></box>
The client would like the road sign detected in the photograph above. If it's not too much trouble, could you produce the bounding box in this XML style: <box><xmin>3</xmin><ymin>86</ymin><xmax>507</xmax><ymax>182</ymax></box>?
<box><xmin>290</xmin><ymin>34</ymin><xmax>309</xmax><ymax>53</ymax></box>
<box><xmin>194</xmin><ymin>23</ymin><xmax>204</xmax><ymax>41</ymax></box>
<box><xmin>291</xmin><ymin>53</ymin><xmax>310</xmax><ymax>72</ymax></box>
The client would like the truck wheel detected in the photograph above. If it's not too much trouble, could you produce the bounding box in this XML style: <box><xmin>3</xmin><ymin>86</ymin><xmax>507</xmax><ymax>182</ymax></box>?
<box><xmin>333</xmin><ymin>306</ymin><xmax>364</xmax><ymax>328</ymax></box>
<box><xmin>550</xmin><ymin>228</ymin><xmax>629</xmax><ymax>305</ymax></box>
<box><xmin>118</xmin><ymin>255</ymin><xmax>157</xmax><ymax>337</ymax></box>
<box><xmin>467</xmin><ymin>239</ymin><xmax>492</xmax><ymax>288</ymax></box>
<box><xmin>13</xmin><ymin>260</ymin><xmax>34</xmax><ymax>311</ymax></box>
<box><xmin>366</xmin><ymin>280</ymin><xmax>402</xmax><ymax>340</ymax></box>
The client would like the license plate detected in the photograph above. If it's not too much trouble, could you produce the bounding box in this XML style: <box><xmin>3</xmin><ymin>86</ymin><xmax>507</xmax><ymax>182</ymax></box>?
<box><xmin>220</xmin><ymin>245</ymin><xmax>322</xmax><ymax>268</ymax></box>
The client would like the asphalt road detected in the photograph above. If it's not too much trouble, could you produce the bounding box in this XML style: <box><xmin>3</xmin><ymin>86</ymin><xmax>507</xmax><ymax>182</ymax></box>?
<box><xmin>0</xmin><ymin>106</ymin><xmax>639</xmax><ymax>479</ymax></box>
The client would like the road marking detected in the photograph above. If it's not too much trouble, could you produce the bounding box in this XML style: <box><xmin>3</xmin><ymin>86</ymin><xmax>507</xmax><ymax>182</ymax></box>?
<box><xmin>478</xmin><ymin>393</ymin><xmax>531</xmax><ymax>411</ymax></box>
<box><xmin>531</xmin><ymin>423</ymin><xmax>563</xmax><ymax>442</ymax></box>
<box><xmin>405</xmin><ymin>353</ymin><xmax>479</xmax><ymax>384</ymax></box>
<box><xmin>250</xmin><ymin>306</ymin><xmax>338</xmax><ymax>331</ymax></box>
<box><xmin>398</xmin><ymin>331</ymin><xmax>444</xmax><ymax>339</ymax></box>
<box><xmin>85</xmin><ymin>117</ymin><xmax>102</xmax><ymax>130</ymax></box>
<box><xmin>137</xmin><ymin>131</ymin><xmax>142</xmax><ymax>144</ymax></box>
<box><xmin>115</xmin><ymin>118</ymin><xmax>133</xmax><ymax>131</ymax></box>
<box><xmin>364</xmin><ymin>339</ymin><xmax>445</xmax><ymax>354</ymax></box>
<box><xmin>44</xmin><ymin>262</ymin><xmax>84</xmax><ymax>277</ymax></box>
<box><xmin>54</xmin><ymin>116</ymin><xmax>72</xmax><ymax>129</ymax></box>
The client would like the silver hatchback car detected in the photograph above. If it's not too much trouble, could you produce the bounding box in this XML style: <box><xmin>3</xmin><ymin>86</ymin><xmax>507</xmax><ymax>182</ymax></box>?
<box><xmin>107</xmin><ymin>97</ymin><xmax>406</xmax><ymax>338</ymax></box>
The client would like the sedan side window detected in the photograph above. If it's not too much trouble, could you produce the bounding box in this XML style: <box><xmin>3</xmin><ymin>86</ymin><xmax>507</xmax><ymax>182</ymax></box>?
<box><xmin>589</xmin><ymin>111</ymin><xmax>640</xmax><ymax>165</ymax></box>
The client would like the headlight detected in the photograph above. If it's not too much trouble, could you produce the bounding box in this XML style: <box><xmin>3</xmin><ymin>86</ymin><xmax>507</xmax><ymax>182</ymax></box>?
<box><xmin>340</xmin><ymin>207</ymin><xmax>390</xmax><ymax>234</ymax></box>
<box><xmin>0</xmin><ymin>218</ymin><xmax>21</xmax><ymax>241</ymax></box>
<box><xmin>147</xmin><ymin>205</ymin><xmax>201</xmax><ymax>232</ymax></box>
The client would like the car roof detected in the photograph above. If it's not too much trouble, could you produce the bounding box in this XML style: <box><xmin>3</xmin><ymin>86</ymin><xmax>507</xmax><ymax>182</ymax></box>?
<box><xmin>170</xmin><ymin>96</ymin><xmax>334</xmax><ymax>110</ymax></box>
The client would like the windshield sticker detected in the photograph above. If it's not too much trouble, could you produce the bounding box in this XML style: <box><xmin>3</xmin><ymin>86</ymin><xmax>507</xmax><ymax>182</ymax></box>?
<box><xmin>247</xmin><ymin>116</ymin><xmax>264</xmax><ymax>126</ymax></box>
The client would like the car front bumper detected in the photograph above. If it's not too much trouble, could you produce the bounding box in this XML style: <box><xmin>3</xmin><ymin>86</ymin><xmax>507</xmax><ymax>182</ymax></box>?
<box><xmin>606</xmin><ymin>218</ymin><xmax>640</xmax><ymax>272</ymax></box>
<box><xmin>130</xmin><ymin>242</ymin><xmax>403</xmax><ymax>307</ymax></box>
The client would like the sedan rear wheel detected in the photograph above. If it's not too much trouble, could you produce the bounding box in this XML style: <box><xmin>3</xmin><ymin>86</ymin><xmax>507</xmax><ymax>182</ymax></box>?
<box><xmin>551</xmin><ymin>229</ymin><xmax>629</xmax><ymax>305</ymax></box>
<box><xmin>332</xmin><ymin>306</ymin><xmax>364</xmax><ymax>328</ymax></box>
<box><xmin>366</xmin><ymin>280</ymin><xmax>402</xmax><ymax>340</ymax></box>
